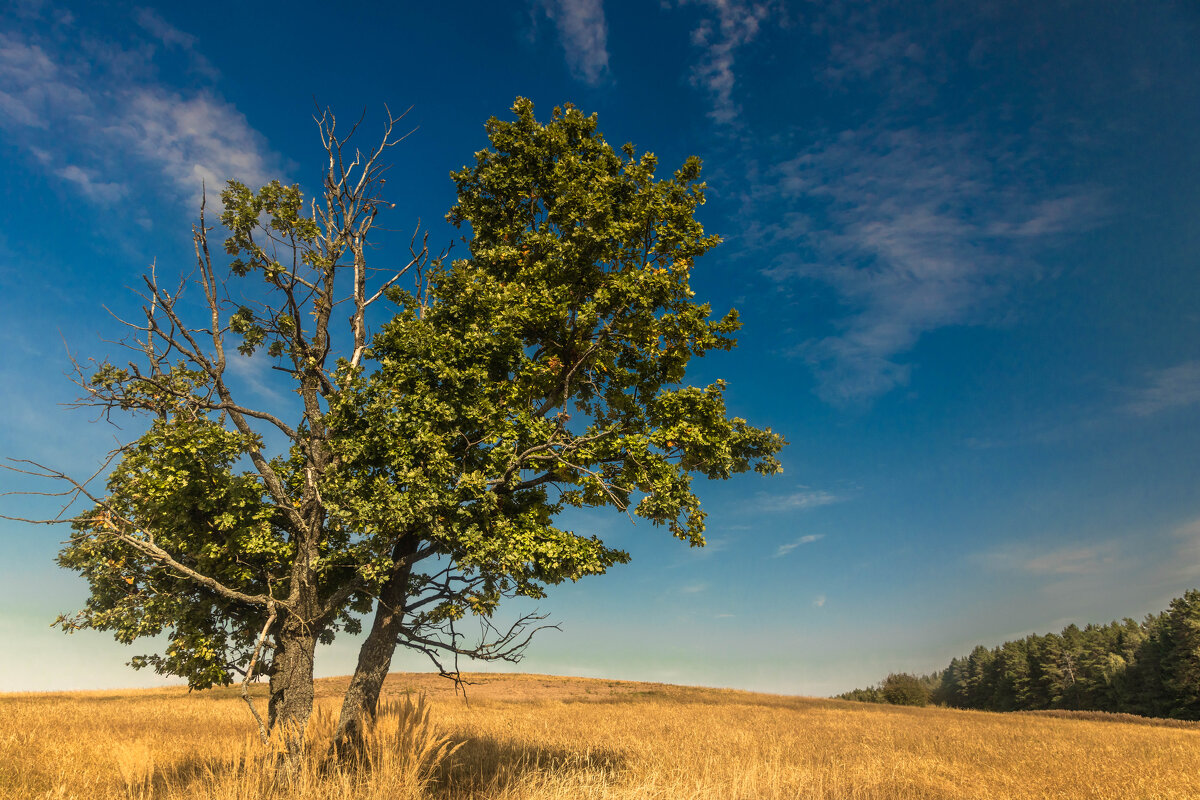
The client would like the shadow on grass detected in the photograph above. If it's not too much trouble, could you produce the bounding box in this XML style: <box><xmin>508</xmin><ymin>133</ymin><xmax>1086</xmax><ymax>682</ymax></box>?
<box><xmin>119</xmin><ymin>753</ymin><xmax>228</xmax><ymax>798</ymax></box>
<box><xmin>430</xmin><ymin>734</ymin><xmax>626</xmax><ymax>797</ymax></box>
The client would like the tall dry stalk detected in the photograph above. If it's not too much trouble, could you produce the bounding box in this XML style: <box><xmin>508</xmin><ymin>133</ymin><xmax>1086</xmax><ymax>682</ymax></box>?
<box><xmin>117</xmin><ymin>694</ymin><xmax>459</xmax><ymax>800</ymax></box>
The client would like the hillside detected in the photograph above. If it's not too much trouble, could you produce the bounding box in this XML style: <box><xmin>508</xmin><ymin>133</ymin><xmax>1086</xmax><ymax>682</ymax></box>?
<box><xmin>3</xmin><ymin>672</ymin><xmax>1198</xmax><ymax>799</ymax></box>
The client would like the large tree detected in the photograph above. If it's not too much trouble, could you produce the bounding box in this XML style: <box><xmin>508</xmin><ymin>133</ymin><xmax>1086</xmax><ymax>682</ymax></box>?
<box><xmin>20</xmin><ymin>99</ymin><xmax>784</xmax><ymax>753</ymax></box>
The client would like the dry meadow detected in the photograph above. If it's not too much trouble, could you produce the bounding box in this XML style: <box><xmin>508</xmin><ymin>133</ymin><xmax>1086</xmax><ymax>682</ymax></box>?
<box><xmin>2</xmin><ymin>672</ymin><xmax>1198</xmax><ymax>800</ymax></box>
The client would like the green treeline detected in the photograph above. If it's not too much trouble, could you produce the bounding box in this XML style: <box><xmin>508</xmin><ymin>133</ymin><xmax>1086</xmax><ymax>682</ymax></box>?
<box><xmin>838</xmin><ymin>589</ymin><xmax>1200</xmax><ymax>720</ymax></box>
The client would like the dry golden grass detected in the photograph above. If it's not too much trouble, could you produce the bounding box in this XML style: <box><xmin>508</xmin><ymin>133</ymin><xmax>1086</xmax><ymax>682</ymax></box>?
<box><xmin>3</xmin><ymin>672</ymin><xmax>1198</xmax><ymax>799</ymax></box>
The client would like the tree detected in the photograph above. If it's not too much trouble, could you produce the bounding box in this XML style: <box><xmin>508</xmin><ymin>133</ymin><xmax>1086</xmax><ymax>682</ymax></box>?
<box><xmin>14</xmin><ymin>98</ymin><xmax>785</xmax><ymax>756</ymax></box>
<box><xmin>880</xmin><ymin>673</ymin><xmax>930</xmax><ymax>707</ymax></box>
<box><xmin>837</xmin><ymin>686</ymin><xmax>883</xmax><ymax>703</ymax></box>
<box><xmin>1159</xmin><ymin>590</ymin><xmax>1200</xmax><ymax>719</ymax></box>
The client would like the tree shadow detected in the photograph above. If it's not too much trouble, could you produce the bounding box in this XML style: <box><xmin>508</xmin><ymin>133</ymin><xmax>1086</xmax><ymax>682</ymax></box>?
<box><xmin>119</xmin><ymin>753</ymin><xmax>231</xmax><ymax>797</ymax></box>
<box><xmin>429</xmin><ymin>734</ymin><xmax>626</xmax><ymax>797</ymax></box>
<box><xmin>121</xmin><ymin>727</ymin><xmax>625</xmax><ymax>797</ymax></box>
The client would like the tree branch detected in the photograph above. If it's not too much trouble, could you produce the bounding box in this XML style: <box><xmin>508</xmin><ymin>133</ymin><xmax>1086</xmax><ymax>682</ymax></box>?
<box><xmin>2</xmin><ymin>459</ymin><xmax>276</xmax><ymax>609</ymax></box>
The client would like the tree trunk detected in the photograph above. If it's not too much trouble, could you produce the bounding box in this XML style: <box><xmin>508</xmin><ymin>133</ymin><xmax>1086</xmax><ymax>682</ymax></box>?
<box><xmin>268</xmin><ymin>618</ymin><xmax>319</xmax><ymax>741</ymax></box>
<box><xmin>332</xmin><ymin>540</ymin><xmax>417</xmax><ymax>751</ymax></box>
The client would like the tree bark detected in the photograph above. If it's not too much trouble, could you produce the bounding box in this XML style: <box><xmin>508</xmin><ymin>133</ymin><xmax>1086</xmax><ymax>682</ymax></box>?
<box><xmin>332</xmin><ymin>539</ymin><xmax>418</xmax><ymax>751</ymax></box>
<box><xmin>267</xmin><ymin>617</ymin><xmax>319</xmax><ymax>739</ymax></box>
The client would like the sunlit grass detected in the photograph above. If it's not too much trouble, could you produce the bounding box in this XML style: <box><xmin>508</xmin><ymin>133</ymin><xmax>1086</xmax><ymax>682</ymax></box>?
<box><xmin>3</xmin><ymin>672</ymin><xmax>1198</xmax><ymax>799</ymax></box>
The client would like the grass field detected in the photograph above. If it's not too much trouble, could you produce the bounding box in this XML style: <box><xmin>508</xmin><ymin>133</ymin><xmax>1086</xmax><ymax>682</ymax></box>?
<box><xmin>2</xmin><ymin>672</ymin><xmax>1198</xmax><ymax>799</ymax></box>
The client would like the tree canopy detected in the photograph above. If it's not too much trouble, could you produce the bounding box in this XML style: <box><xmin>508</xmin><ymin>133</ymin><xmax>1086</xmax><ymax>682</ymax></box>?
<box><xmin>27</xmin><ymin>98</ymin><xmax>785</xmax><ymax>751</ymax></box>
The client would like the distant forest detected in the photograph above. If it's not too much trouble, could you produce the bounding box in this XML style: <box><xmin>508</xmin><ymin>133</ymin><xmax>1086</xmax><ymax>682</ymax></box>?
<box><xmin>838</xmin><ymin>589</ymin><xmax>1200</xmax><ymax>720</ymax></box>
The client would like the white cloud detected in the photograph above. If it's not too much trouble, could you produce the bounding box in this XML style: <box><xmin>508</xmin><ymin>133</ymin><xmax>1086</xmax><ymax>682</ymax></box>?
<box><xmin>755</xmin><ymin>488</ymin><xmax>841</xmax><ymax>513</ymax></box>
<box><xmin>119</xmin><ymin>88</ymin><xmax>278</xmax><ymax>205</ymax></box>
<box><xmin>773</xmin><ymin>533</ymin><xmax>824</xmax><ymax>558</ymax></box>
<box><xmin>812</xmin><ymin>594</ymin><xmax>826</xmax><ymax>608</ymax></box>
<box><xmin>225</xmin><ymin>353</ymin><xmax>287</xmax><ymax>404</ymax></box>
<box><xmin>1124</xmin><ymin>361</ymin><xmax>1200</xmax><ymax>417</ymax></box>
<box><xmin>0</xmin><ymin>16</ymin><xmax>280</xmax><ymax>209</ymax></box>
<box><xmin>535</xmin><ymin>0</ymin><xmax>610</xmax><ymax>85</ymax></box>
<box><xmin>0</xmin><ymin>33</ymin><xmax>89</xmax><ymax>131</ymax></box>
<box><xmin>0</xmin><ymin>88</ymin><xmax>47</xmax><ymax>128</ymax></box>
<box><xmin>976</xmin><ymin>518</ymin><xmax>1200</xmax><ymax>603</ymax></box>
<box><xmin>55</xmin><ymin>164</ymin><xmax>127</xmax><ymax>203</ymax></box>
<box><xmin>680</xmin><ymin>582</ymin><xmax>708</xmax><ymax>594</ymax></box>
<box><xmin>678</xmin><ymin>0</ymin><xmax>779</xmax><ymax>124</ymax></box>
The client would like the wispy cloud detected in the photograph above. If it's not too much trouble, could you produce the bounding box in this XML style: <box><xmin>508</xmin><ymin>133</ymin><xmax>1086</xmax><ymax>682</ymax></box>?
<box><xmin>743</xmin><ymin>9</ymin><xmax>1106</xmax><ymax>405</ymax></box>
<box><xmin>982</xmin><ymin>540</ymin><xmax>1120</xmax><ymax>577</ymax></box>
<box><xmin>762</xmin><ymin>127</ymin><xmax>1103</xmax><ymax>404</ymax></box>
<box><xmin>773</xmin><ymin>533</ymin><xmax>824</xmax><ymax>558</ymax></box>
<box><xmin>812</xmin><ymin>594</ymin><xmax>826</xmax><ymax>608</ymax></box>
<box><xmin>1124</xmin><ymin>361</ymin><xmax>1200</xmax><ymax>417</ymax></box>
<box><xmin>134</xmin><ymin>7</ymin><xmax>218</xmax><ymax>79</ymax></box>
<box><xmin>687</xmin><ymin>535</ymin><xmax>732</xmax><ymax>558</ymax></box>
<box><xmin>754</xmin><ymin>488</ymin><xmax>842</xmax><ymax>513</ymax></box>
<box><xmin>679</xmin><ymin>582</ymin><xmax>708</xmax><ymax>594</ymax></box>
<box><xmin>53</xmin><ymin>163</ymin><xmax>127</xmax><ymax>203</ymax></box>
<box><xmin>1022</xmin><ymin>546</ymin><xmax>1117</xmax><ymax>576</ymax></box>
<box><xmin>1167</xmin><ymin>517</ymin><xmax>1200</xmax><ymax>582</ymax></box>
<box><xmin>534</xmin><ymin>0</ymin><xmax>610</xmax><ymax>85</ymax></box>
<box><xmin>0</xmin><ymin>34</ymin><xmax>86</xmax><ymax>130</ymax></box>
<box><xmin>120</xmin><ymin>88</ymin><xmax>279</xmax><ymax>205</ymax></box>
<box><xmin>0</xmin><ymin>12</ymin><xmax>280</xmax><ymax>211</ymax></box>
<box><xmin>225</xmin><ymin>353</ymin><xmax>287</xmax><ymax>404</ymax></box>
<box><xmin>677</xmin><ymin>0</ymin><xmax>779</xmax><ymax>124</ymax></box>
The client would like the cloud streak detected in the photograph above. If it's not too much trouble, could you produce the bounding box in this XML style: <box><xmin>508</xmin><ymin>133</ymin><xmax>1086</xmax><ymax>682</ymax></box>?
<box><xmin>773</xmin><ymin>533</ymin><xmax>824</xmax><ymax>558</ymax></box>
<box><xmin>679</xmin><ymin>0</ymin><xmax>778</xmax><ymax>123</ymax></box>
<box><xmin>754</xmin><ymin>488</ymin><xmax>842</xmax><ymax>513</ymax></box>
<box><xmin>982</xmin><ymin>540</ymin><xmax>1121</xmax><ymax>577</ymax></box>
<box><xmin>534</xmin><ymin>0</ymin><xmax>610</xmax><ymax>85</ymax></box>
<box><xmin>1167</xmin><ymin>517</ymin><xmax>1200</xmax><ymax>583</ymax></box>
<box><xmin>1124</xmin><ymin>361</ymin><xmax>1200</xmax><ymax>417</ymax></box>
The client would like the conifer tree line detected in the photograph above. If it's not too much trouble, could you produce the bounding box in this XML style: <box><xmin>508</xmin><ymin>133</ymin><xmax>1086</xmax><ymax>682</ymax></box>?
<box><xmin>837</xmin><ymin>589</ymin><xmax>1200</xmax><ymax>720</ymax></box>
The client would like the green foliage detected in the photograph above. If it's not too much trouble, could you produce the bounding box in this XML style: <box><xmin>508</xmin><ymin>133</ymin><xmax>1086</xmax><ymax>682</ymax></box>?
<box><xmin>837</xmin><ymin>686</ymin><xmax>883</xmax><ymax>704</ymax></box>
<box><xmin>838</xmin><ymin>672</ymin><xmax>939</xmax><ymax>707</ymax></box>
<box><xmin>324</xmin><ymin>99</ymin><xmax>784</xmax><ymax>615</ymax></box>
<box><xmin>52</xmin><ymin>98</ymin><xmax>785</xmax><ymax>694</ymax></box>
<box><xmin>57</xmin><ymin>418</ymin><xmax>281</xmax><ymax>689</ymax></box>
<box><xmin>881</xmin><ymin>673</ymin><xmax>931</xmax><ymax>707</ymax></box>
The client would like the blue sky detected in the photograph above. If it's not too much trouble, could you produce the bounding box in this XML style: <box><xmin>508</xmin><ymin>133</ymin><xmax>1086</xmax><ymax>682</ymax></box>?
<box><xmin>1</xmin><ymin>0</ymin><xmax>1198</xmax><ymax>697</ymax></box>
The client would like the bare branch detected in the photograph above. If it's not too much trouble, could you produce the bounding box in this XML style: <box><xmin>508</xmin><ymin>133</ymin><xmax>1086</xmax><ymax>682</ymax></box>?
<box><xmin>396</xmin><ymin>610</ymin><xmax>558</xmax><ymax>666</ymax></box>
<box><xmin>242</xmin><ymin>600</ymin><xmax>277</xmax><ymax>744</ymax></box>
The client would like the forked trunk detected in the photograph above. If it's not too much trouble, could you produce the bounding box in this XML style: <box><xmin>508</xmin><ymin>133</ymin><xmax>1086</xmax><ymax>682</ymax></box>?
<box><xmin>332</xmin><ymin>540</ymin><xmax>417</xmax><ymax>752</ymax></box>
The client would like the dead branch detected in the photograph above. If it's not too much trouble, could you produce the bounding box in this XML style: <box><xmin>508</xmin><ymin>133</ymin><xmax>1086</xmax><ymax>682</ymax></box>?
<box><xmin>243</xmin><ymin>600</ymin><xmax>278</xmax><ymax>745</ymax></box>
